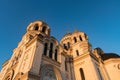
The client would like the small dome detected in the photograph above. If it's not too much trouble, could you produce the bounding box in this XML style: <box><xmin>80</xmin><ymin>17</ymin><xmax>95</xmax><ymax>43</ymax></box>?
<box><xmin>101</xmin><ymin>53</ymin><xmax>120</xmax><ymax>60</ymax></box>
<box><xmin>60</xmin><ymin>30</ymin><xmax>89</xmax><ymax>51</ymax></box>
<box><xmin>60</xmin><ymin>30</ymin><xmax>87</xmax><ymax>44</ymax></box>
<box><xmin>27</xmin><ymin>20</ymin><xmax>49</xmax><ymax>31</ymax></box>
<box><xmin>26</xmin><ymin>20</ymin><xmax>50</xmax><ymax>36</ymax></box>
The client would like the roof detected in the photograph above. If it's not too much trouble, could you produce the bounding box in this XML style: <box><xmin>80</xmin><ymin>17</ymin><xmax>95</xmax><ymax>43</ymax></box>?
<box><xmin>101</xmin><ymin>53</ymin><xmax>120</xmax><ymax>60</ymax></box>
<box><xmin>61</xmin><ymin>30</ymin><xmax>84</xmax><ymax>40</ymax></box>
<box><xmin>62</xmin><ymin>32</ymin><xmax>72</xmax><ymax>38</ymax></box>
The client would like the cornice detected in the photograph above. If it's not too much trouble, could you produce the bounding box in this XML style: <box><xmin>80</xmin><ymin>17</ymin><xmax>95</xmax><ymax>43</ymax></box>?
<box><xmin>42</xmin><ymin>55</ymin><xmax>61</xmax><ymax>67</ymax></box>
<box><xmin>104</xmin><ymin>58</ymin><xmax>120</xmax><ymax>65</ymax></box>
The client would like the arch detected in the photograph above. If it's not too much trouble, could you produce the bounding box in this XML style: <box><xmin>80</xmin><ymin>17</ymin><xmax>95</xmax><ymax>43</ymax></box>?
<box><xmin>54</xmin><ymin>49</ymin><xmax>58</xmax><ymax>61</ymax></box>
<box><xmin>42</xmin><ymin>26</ymin><xmax>47</xmax><ymax>33</ymax></box>
<box><xmin>63</xmin><ymin>44</ymin><xmax>68</xmax><ymax>50</ymax></box>
<box><xmin>43</xmin><ymin>43</ymin><xmax>48</xmax><ymax>55</ymax></box>
<box><xmin>4</xmin><ymin>69</ymin><xmax>14</xmax><ymax>80</ymax></box>
<box><xmin>79</xmin><ymin>68</ymin><xmax>85</xmax><ymax>80</ymax></box>
<box><xmin>67</xmin><ymin>42</ymin><xmax>70</xmax><ymax>48</ymax></box>
<box><xmin>40</xmin><ymin>64</ymin><xmax>62</xmax><ymax>80</ymax></box>
<box><xmin>79</xmin><ymin>35</ymin><xmax>83</xmax><ymax>41</ymax></box>
<box><xmin>73</xmin><ymin>37</ymin><xmax>77</xmax><ymax>43</ymax></box>
<box><xmin>49</xmin><ymin>43</ymin><xmax>53</xmax><ymax>58</ymax></box>
<box><xmin>76</xmin><ymin>50</ymin><xmax>79</xmax><ymax>56</ymax></box>
<box><xmin>65</xmin><ymin>58</ymin><xmax>68</xmax><ymax>71</ymax></box>
<box><xmin>26</xmin><ymin>20</ymin><xmax>50</xmax><ymax>32</ymax></box>
<box><xmin>50</xmin><ymin>36</ymin><xmax>59</xmax><ymax>45</ymax></box>
<box><xmin>34</xmin><ymin>24</ymin><xmax>39</xmax><ymax>30</ymax></box>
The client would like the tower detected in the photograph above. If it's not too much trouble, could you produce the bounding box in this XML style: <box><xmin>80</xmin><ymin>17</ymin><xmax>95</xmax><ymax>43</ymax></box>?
<box><xmin>60</xmin><ymin>31</ymin><xmax>109</xmax><ymax>80</ymax></box>
<box><xmin>0</xmin><ymin>20</ymin><xmax>120</xmax><ymax>80</ymax></box>
<box><xmin>0</xmin><ymin>21</ymin><xmax>63</xmax><ymax>80</ymax></box>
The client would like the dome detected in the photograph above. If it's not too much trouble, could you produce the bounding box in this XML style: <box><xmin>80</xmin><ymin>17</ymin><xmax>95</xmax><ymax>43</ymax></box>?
<box><xmin>61</xmin><ymin>31</ymin><xmax>82</xmax><ymax>40</ymax></box>
<box><xmin>101</xmin><ymin>53</ymin><xmax>120</xmax><ymax>60</ymax></box>
<box><xmin>60</xmin><ymin>30</ymin><xmax>87</xmax><ymax>44</ymax></box>
<box><xmin>26</xmin><ymin>20</ymin><xmax>50</xmax><ymax>36</ymax></box>
<box><xmin>60</xmin><ymin>30</ymin><xmax>89</xmax><ymax>51</ymax></box>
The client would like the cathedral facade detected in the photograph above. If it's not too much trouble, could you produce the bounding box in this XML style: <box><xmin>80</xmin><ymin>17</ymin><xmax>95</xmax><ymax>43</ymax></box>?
<box><xmin>0</xmin><ymin>21</ymin><xmax>120</xmax><ymax>80</ymax></box>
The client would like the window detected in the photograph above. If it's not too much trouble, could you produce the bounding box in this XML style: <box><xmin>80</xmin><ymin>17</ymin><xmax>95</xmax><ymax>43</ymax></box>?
<box><xmin>34</xmin><ymin>24</ymin><xmax>39</xmax><ymax>30</ymax></box>
<box><xmin>79</xmin><ymin>35</ymin><xmax>83</xmax><ymax>41</ymax></box>
<box><xmin>76</xmin><ymin>50</ymin><xmax>79</xmax><ymax>56</ymax></box>
<box><xmin>65</xmin><ymin>59</ymin><xmax>67</xmax><ymax>71</ymax></box>
<box><xmin>80</xmin><ymin>68</ymin><xmax>85</xmax><ymax>80</ymax></box>
<box><xmin>43</xmin><ymin>43</ymin><xmax>48</xmax><ymax>55</ymax></box>
<box><xmin>42</xmin><ymin>26</ymin><xmax>46</xmax><ymax>33</ymax></box>
<box><xmin>84</xmin><ymin>33</ymin><xmax>88</xmax><ymax>40</ymax></box>
<box><xmin>74</xmin><ymin>37</ymin><xmax>77</xmax><ymax>43</ymax></box>
<box><xmin>63</xmin><ymin>44</ymin><xmax>66</xmax><ymax>48</ymax></box>
<box><xmin>63</xmin><ymin>44</ymin><xmax>68</xmax><ymax>50</ymax></box>
<box><xmin>54</xmin><ymin>49</ymin><xmax>57</xmax><ymax>61</ymax></box>
<box><xmin>67</xmin><ymin>42</ymin><xmax>70</xmax><ymax>48</ymax></box>
<box><xmin>118</xmin><ymin>64</ymin><xmax>120</xmax><ymax>70</ymax></box>
<box><xmin>49</xmin><ymin>43</ymin><xmax>53</xmax><ymax>58</ymax></box>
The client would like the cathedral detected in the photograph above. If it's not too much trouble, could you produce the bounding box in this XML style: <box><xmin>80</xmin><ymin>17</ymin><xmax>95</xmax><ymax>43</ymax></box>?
<box><xmin>0</xmin><ymin>20</ymin><xmax>120</xmax><ymax>80</ymax></box>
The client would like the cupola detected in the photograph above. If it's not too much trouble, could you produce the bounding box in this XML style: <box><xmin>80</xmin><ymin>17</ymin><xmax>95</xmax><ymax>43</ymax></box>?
<box><xmin>27</xmin><ymin>20</ymin><xmax>50</xmax><ymax>36</ymax></box>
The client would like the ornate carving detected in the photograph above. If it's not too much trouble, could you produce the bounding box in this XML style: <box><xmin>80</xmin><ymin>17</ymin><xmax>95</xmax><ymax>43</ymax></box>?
<box><xmin>42</xmin><ymin>70</ymin><xmax>56</xmax><ymax>80</ymax></box>
<box><xmin>21</xmin><ymin>48</ymin><xmax>31</xmax><ymax>71</ymax></box>
<box><xmin>11</xmin><ymin>50</ymin><xmax>22</xmax><ymax>67</ymax></box>
<box><xmin>4</xmin><ymin>70</ymin><xmax>14</xmax><ymax>80</ymax></box>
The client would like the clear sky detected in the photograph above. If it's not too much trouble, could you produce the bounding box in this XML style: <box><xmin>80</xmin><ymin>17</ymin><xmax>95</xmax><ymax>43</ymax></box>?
<box><xmin>0</xmin><ymin>0</ymin><xmax>120</xmax><ymax>70</ymax></box>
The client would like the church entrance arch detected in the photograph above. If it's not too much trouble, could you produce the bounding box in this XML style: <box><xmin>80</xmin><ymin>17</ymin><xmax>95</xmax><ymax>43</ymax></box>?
<box><xmin>40</xmin><ymin>64</ymin><xmax>62</xmax><ymax>80</ymax></box>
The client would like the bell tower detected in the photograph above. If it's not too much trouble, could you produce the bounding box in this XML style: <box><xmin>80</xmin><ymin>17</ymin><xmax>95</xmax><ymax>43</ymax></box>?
<box><xmin>60</xmin><ymin>31</ymin><xmax>101</xmax><ymax>80</ymax></box>
<box><xmin>0</xmin><ymin>21</ymin><xmax>119</xmax><ymax>80</ymax></box>
<box><xmin>0</xmin><ymin>20</ymin><xmax>51</xmax><ymax>80</ymax></box>
<box><xmin>60</xmin><ymin>31</ymin><xmax>90</xmax><ymax>57</ymax></box>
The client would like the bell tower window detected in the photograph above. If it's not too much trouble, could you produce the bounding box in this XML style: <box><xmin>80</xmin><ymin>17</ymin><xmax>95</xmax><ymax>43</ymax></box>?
<box><xmin>79</xmin><ymin>35</ymin><xmax>83</xmax><ymax>41</ymax></box>
<box><xmin>65</xmin><ymin>58</ymin><xmax>67</xmax><ymax>71</ymax></box>
<box><xmin>49</xmin><ymin>43</ymin><xmax>53</xmax><ymax>58</ymax></box>
<box><xmin>43</xmin><ymin>43</ymin><xmax>48</xmax><ymax>55</ymax></box>
<box><xmin>42</xmin><ymin>26</ymin><xmax>47</xmax><ymax>33</ymax></box>
<box><xmin>34</xmin><ymin>24</ymin><xmax>39</xmax><ymax>30</ymax></box>
<box><xmin>63</xmin><ymin>44</ymin><xmax>68</xmax><ymax>50</ymax></box>
<box><xmin>54</xmin><ymin>49</ymin><xmax>58</xmax><ymax>61</ymax></box>
<box><xmin>67</xmin><ymin>42</ymin><xmax>70</xmax><ymax>48</ymax></box>
<box><xmin>76</xmin><ymin>50</ymin><xmax>79</xmax><ymax>56</ymax></box>
<box><xmin>74</xmin><ymin>37</ymin><xmax>77</xmax><ymax>43</ymax></box>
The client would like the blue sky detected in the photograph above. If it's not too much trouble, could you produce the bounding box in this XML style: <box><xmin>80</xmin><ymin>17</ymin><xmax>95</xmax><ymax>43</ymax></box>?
<box><xmin>0</xmin><ymin>0</ymin><xmax>120</xmax><ymax>70</ymax></box>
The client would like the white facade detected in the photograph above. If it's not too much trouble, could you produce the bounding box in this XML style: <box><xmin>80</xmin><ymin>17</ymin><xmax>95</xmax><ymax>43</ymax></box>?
<box><xmin>0</xmin><ymin>20</ymin><xmax>120</xmax><ymax>80</ymax></box>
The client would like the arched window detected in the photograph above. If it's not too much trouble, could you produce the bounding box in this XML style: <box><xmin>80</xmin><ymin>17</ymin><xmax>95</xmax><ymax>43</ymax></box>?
<box><xmin>43</xmin><ymin>43</ymin><xmax>48</xmax><ymax>55</ymax></box>
<box><xmin>74</xmin><ymin>37</ymin><xmax>77</xmax><ymax>43</ymax></box>
<box><xmin>54</xmin><ymin>49</ymin><xmax>58</xmax><ymax>61</ymax></box>
<box><xmin>34</xmin><ymin>24</ymin><xmax>39</xmax><ymax>30</ymax></box>
<box><xmin>49</xmin><ymin>43</ymin><xmax>53</xmax><ymax>58</ymax></box>
<box><xmin>79</xmin><ymin>35</ymin><xmax>83</xmax><ymax>41</ymax></box>
<box><xmin>65</xmin><ymin>58</ymin><xmax>67</xmax><ymax>71</ymax></box>
<box><xmin>63</xmin><ymin>44</ymin><xmax>66</xmax><ymax>49</ymax></box>
<box><xmin>76</xmin><ymin>50</ymin><xmax>79</xmax><ymax>56</ymax></box>
<box><xmin>63</xmin><ymin>44</ymin><xmax>68</xmax><ymax>50</ymax></box>
<box><xmin>67</xmin><ymin>42</ymin><xmax>70</xmax><ymax>48</ymax></box>
<box><xmin>42</xmin><ymin>26</ymin><xmax>46</xmax><ymax>33</ymax></box>
<box><xmin>84</xmin><ymin>33</ymin><xmax>87</xmax><ymax>40</ymax></box>
<box><xmin>80</xmin><ymin>68</ymin><xmax>85</xmax><ymax>80</ymax></box>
